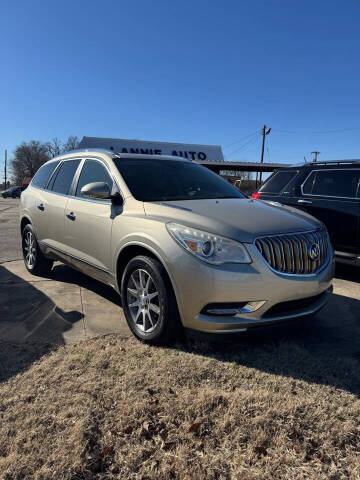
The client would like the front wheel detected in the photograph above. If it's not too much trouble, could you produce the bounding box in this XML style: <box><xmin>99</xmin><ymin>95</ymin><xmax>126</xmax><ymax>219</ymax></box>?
<box><xmin>22</xmin><ymin>224</ymin><xmax>53</xmax><ymax>275</ymax></box>
<box><xmin>121</xmin><ymin>255</ymin><xmax>182</xmax><ymax>345</ymax></box>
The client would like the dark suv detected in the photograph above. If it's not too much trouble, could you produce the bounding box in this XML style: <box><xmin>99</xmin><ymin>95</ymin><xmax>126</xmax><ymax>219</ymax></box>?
<box><xmin>253</xmin><ymin>160</ymin><xmax>360</xmax><ymax>266</ymax></box>
<box><xmin>1</xmin><ymin>186</ymin><xmax>22</xmax><ymax>198</ymax></box>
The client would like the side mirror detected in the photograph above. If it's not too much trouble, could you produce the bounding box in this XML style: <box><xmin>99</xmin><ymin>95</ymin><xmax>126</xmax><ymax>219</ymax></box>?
<box><xmin>110</xmin><ymin>191</ymin><xmax>124</xmax><ymax>206</ymax></box>
<box><xmin>81</xmin><ymin>182</ymin><xmax>111</xmax><ymax>200</ymax></box>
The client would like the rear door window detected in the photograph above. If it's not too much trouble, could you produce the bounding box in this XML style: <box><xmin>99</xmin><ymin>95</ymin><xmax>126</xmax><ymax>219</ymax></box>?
<box><xmin>31</xmin><ymin>161</ymin><xmax>59</xmax><ymax>189</ymax></box>
<box><xmin>303</xmin><ymin>169</ymin><xmax>360</xmax><ymax>198</ymax></box>
<box><xmin>259</xmin><ymin>170</ymin><xmax>298</xmax><ymax>193</ymax></box>
<box><xmin>50</xmin><ymin>159</ymin><xmax>81</xmax><ymax>195</ymax></box>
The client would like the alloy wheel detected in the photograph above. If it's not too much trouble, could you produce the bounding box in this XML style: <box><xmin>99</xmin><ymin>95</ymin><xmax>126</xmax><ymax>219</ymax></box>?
<box><xmin>126</xmin><ymin>268</ymin><xmax>160</xmax><ymax>333</ymax></box>
<box><xmin>23</xmin><ymin>231</ymin><xmax>36</xmax><ymax>268</ymax></box>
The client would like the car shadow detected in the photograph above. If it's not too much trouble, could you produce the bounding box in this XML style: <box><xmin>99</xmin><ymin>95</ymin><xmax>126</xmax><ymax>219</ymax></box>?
<box><xmin>335</xmin><ymin>263</ymin><xmax>360</xmax><ymax>283</ymax></box>
<box><xmin>182</xmin><ymin>288</ymin><xmax>360</xmax><ymax>396</ymax></box>
<box><xmin>1</xmin><ymin>260</ymin><xmax>359</xmax><ymax>396</ymax></box>
<box><xmin>47</xmin><ymin>263</ymin><xmax>122</xmax><ymax>306</ymax></box>
<box><xmin>0</xmin><ymin>264</ymin><xmax>84</xmax><ymax>383</ymax></box>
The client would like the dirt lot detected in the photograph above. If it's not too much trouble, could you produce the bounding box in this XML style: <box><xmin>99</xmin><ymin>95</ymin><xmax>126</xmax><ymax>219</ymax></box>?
<box><xmin>0</xmin><ymin>198</ymin><xmax>359</xmax><ymax>479</ymax></box>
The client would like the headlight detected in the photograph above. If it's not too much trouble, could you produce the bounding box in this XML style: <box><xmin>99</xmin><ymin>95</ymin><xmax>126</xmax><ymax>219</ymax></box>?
<box><xmin>166</xmin><ymin>223</ymin><xmax>251</xmax><ymax>265</ymax></box>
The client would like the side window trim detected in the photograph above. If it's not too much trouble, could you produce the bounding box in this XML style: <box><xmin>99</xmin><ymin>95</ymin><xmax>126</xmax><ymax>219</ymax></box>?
<box><xmin>301</xmin><ymin>170</ymin><xmax>317</xmax><ymax>196</ymax></box>
<box><xmin>301</xmin><ymin>168</ymin><xmax>360</xmax><ymax>200</ymax></box>
<box><xmin>68</xmin><ymin>158</ymin><xmax>85</xmax><ymax>196</ymax></box>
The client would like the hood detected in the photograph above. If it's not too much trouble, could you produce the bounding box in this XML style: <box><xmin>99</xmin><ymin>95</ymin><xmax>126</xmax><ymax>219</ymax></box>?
<box><xmin>143</xmin><ymin>198</ymin><xmax>322</xmax><ymax>243</ymax></box>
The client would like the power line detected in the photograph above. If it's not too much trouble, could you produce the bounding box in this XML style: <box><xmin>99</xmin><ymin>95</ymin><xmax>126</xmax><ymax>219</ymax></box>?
<box><xmin>274</xmin><ymin>127</ymin><xmax>360</xmax><ymax>135</ymax></box>
<box><xmin>226</xmin><ymin>133</ymin><xmax>260</xmax><ymax>158</ymax></box>
<box><xmin>223</xmin><ymin>129</ymin><xmax>261</xmax><ymax>149</ymax></box>
<box><xmin>227</xmin><ymin>135</ymin><xmax>259</xmax><ymax>157</ymax></box>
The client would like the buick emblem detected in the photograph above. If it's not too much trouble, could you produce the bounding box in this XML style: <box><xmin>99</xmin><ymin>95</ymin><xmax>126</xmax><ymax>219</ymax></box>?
<box><xmin>308</xmin><ymin>242</ymin><xmax>320</xmax><ymax>261</ymax></box>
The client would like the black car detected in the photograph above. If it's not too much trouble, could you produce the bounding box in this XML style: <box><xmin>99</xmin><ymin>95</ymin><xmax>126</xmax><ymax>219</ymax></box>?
<box><xmin>1</xmin><ymin>186</ymin><xmax>22</xmax><ymax>198</ymax></box>
<box><xmin>252</xmin><ymin>160</ymin><xmax>360</xmax><ymax>266</ymax></box>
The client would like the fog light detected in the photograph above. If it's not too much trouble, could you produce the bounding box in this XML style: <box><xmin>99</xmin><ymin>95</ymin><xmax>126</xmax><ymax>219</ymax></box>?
<box><xmin>202</xmin><ymin>301</ymin><xmax>266</xmax><ymax>316</ymax></box>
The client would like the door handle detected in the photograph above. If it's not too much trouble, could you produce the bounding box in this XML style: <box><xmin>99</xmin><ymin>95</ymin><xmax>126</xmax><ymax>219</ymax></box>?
<box><xmin>66</xmin><ymin>212</ymin><xmax>76</xmax><ymax>221</ymax></box>
<box><xmin>297</xmin><ymin>199</ymin><xmax>312</xmax><ymax>205</ymax></box>
<box><xmin>37</xmin><ymin>204</ymin><xmax>45</xmax><ymax>211</ymax></box>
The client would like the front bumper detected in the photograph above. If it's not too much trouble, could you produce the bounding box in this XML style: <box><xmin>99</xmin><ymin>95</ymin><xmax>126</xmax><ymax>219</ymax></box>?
<box><xmin>194</xmin><ymin>286</ymin><xmax>332</xmax><ymax>333</ymax></box>
<box><xmin>166</xmin><ymin>243</ymin><xmax>334</xmax><ymax>334</ymax></box>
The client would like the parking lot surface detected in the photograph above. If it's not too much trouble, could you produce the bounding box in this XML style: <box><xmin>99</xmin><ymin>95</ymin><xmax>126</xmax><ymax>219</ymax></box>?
<box><xmin>0</xmin><ymin>198</ymin><xmax>130</xmax><ymax>343</ymax></box>
<box><xmin>0</xmin><ymin>198</ymin><xmax>22</xmax><ymax>263</ymax></box>
<box><xmin>0</xmin><ymin>198</ymin><xmax>359</xmax><ymax>354</ymax></box>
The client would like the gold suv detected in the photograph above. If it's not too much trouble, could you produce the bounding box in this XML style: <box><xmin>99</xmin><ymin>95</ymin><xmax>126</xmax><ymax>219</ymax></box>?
<box><xmin>20</xmin><ymin>149</ymin><xmax>334</xmax><ymax>344</ymax></box>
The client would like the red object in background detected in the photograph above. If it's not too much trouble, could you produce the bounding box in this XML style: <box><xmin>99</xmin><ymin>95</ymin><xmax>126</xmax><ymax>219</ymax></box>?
<box><xmin>252</xmin><ymin>192</ymin><xmax>261</xmax><ymax>200</ymax></box>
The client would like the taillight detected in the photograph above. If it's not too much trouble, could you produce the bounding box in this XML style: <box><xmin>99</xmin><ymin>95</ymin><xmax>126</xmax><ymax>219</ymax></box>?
<box><xmin>252</xmin><ymin>192</ymin><xmax>261</xmax><ymax>200</ymax></box>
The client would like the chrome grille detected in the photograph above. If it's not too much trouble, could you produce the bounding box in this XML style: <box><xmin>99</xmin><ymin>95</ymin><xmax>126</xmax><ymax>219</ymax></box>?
<box><xmin>255</xmin><ymin>229</ymin><xmax>330</xmax><ymax>275</ymax></box>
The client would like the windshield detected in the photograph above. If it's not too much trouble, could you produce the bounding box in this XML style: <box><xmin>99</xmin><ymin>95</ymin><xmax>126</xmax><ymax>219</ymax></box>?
<box><xmin>259</xmin><ymin>170</ymin><xmax>298</xmax><ymax>194</ymax></box>
<box><xmin>113</xmin><ymin>158</ymin><xmax>245</xmax><ymax>202</ymax></box>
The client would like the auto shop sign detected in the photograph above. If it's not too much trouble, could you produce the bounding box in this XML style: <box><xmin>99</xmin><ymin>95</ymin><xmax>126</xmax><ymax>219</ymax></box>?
<box><xmin>79</xmin><ymin>137</ymin><xmax>224</xmax><ymax>162</ymax></box>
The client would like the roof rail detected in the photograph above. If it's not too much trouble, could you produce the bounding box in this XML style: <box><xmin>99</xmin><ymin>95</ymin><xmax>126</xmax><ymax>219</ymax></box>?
<box><xmin>61</xmin><ymin>148</ymin><xmax>116</xmax><ymax>156</ymax></box>
<box><xmin>310</xmin><ymin>159</ymin><xmax>360</xmax><ymax>165</ymax></box>
<box><xmin>292</xmin><ymin>159</ymin><xmax>360</xmax><ymax>167</ymax></box>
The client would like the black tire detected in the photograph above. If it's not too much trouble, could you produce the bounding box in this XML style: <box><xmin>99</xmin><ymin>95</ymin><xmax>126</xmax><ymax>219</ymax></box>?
<box><xmin>22</xmin><ymin>224</ymin><xmax>53</xmax><ymax>275</ymax></box>
<box><xmin>121</xmin><ymin>255</ymin><xmax>182</xmax><ymax>345</ymax></box>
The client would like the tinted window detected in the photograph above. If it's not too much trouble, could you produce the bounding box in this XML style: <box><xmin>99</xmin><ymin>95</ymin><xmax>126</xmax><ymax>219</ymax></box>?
<box><xmin>259</xmin><ymin>170</ymin><xmax>297</xmax><ymax>193</ymax></box>
<box><xmin>50</xmin><ymin>160</ymin><xmax>80</xmax><ymax>195</ymax></box>
<box><xmin>75</xmin><ymin>160</ymin><xmax>113</xmax><ymax>198</ymax></box>
<box><xmin>303</xmin><ymin>170</ymin><xmax>360</xmax><ymax>198</ymax></box>
<box><xmin>113</xmin><ymin>158</ymin><xmax>244</xmax><ymax>201</ymax></box>
<box><xmin>31</xmin><ymin>161</ymin><xmax>59</xmax><ymax>188</ymax></box>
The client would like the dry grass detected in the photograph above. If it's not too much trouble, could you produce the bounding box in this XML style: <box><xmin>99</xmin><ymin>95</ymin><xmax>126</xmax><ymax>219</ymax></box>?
<box><xmin>0</xmin><ymin>335</ymin><xmax>359</xmax><ymax>480</ymax></box>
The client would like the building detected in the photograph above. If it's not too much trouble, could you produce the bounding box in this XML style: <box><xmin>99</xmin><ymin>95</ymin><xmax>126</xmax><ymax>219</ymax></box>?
<box><xmin>78</xmin><ymin>136</ymin><xmax>289</xmax><ymax>183</ymax></box>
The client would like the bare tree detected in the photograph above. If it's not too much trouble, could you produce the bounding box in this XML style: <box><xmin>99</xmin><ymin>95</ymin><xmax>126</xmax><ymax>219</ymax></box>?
<box><xmin>46</xmin><ymin>137</ymin><xmax>63</xmax><ymax>158</ymax></box>
<box><xmin>10</xmin><ymin>135</ymin><xmax>79</xmax><ymax>184</ymax></box>
<box><xmin>11</xmin><ymin>141</ymin><xmax>50</xmax><ymax>185</ymax></box>
<box><xmin>63</xmin><ymin>135</ymin><xmax>79</xmax><ymax>152</ymax></box>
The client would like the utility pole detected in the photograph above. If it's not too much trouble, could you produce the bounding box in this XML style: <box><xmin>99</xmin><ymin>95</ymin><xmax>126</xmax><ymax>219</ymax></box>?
<box><xmin>4</xmin><ymin>150</ymin><xmax>7</xmax><ymax>189</ymax></box>
<box><xmin>311</xmin><ymin>151</ymin><xmax>320</xmax><ymax>162</ymax></box>
<box><xmin>258</xmin><ymin>125</ymin><xmax>271</xmax><ymax>184</ymax></box>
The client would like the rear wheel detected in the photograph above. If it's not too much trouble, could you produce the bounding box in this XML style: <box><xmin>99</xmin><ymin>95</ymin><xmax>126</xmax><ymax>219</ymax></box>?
<box><xmin>22</xmin><ymin>224</ymin><xmax>53</xmax><ymax>275</ymax></box>
<box><xmin>121</xmin><ymin>255</ymin><xmax>182</xmax><ymax>345</ymax></box>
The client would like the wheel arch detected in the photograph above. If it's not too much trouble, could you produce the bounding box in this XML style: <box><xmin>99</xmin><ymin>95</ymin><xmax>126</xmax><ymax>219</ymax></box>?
<box><xmin>20</xmin><ymin>215</ymin><xmax>32</xmax><ymax>234</ymax></box>
<box><xmin>115</xmin><ymin>242</ymin><xmax>181</xmax><ymax>311</ymax></box>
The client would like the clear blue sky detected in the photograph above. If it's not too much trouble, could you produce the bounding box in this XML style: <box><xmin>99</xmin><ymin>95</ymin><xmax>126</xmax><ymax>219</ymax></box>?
<box><xmin>1</xmin><ymin>0</ymin><xmax>360</xmax><ymax>175</ymax></box>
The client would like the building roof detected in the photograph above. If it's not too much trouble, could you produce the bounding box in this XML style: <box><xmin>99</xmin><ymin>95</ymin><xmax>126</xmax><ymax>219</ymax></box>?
<box><xmin>196</xmin><ymin>160</ymin><xmax>291</xmax><ymax>172</ymax></box>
